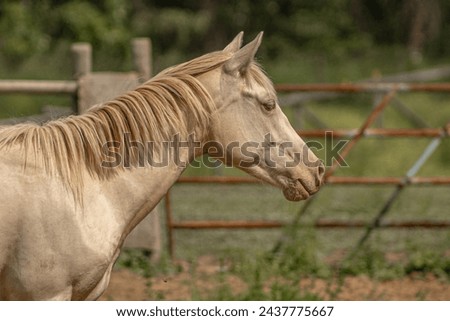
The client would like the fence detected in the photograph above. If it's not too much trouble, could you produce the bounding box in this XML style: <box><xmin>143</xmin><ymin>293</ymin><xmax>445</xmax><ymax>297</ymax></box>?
<box><xmin>164</xmin><ymin>82</ymin><xmax>450</xmax><ymax>259</ymax></box>
<box><xmin>0</xmin><ymin>38</ymin><xmax>151</xmax><ymax>111</ymax></box>
<box><xmin>1</xmin><ymin>45</ymin><xmax>449</xmax><ymax>260</ymax></box>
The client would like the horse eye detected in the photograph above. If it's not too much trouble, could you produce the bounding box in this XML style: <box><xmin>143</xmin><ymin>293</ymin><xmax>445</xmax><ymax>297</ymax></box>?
<box><xmin>263</xmin><ymin>100</ymin><xmax>276</xmax><ymax>111</ymax></box>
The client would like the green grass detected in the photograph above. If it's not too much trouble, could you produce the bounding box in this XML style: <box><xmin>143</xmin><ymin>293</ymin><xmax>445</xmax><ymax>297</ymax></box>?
<box><xmin>167</xmin><ymin>183</ymin><xmax>450</xmax><ymax>254</ymax></box>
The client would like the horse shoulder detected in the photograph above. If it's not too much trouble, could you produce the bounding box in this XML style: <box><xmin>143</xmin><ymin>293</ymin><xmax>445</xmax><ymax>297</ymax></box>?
<box><xmin>0</xmin><ymin>154</ymin><xmax>122</xmax><ymax>300</ymax></box>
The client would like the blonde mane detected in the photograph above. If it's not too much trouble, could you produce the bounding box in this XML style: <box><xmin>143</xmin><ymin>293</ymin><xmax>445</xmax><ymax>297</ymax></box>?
<box><xmin>0</xmin><ymin>50</ymin><xmax>273</xmax><ymax>201</ymax></box>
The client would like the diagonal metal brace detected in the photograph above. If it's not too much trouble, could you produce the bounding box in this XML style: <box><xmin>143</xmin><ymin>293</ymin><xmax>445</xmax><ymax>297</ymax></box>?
<box><xmin>349</xmin><ymin>132</ymin><xmax>445</xmax><ymax>258</ymax></box>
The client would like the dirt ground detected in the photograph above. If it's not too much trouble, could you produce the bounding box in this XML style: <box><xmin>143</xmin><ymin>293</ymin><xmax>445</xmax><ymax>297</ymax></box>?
<box><xmin>100</xmin><ymin>255</ymin><xmax>450</xmax><ymax>301</ymax></box>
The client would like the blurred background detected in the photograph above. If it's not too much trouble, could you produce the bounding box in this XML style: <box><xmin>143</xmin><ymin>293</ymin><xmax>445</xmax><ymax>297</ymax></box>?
<box><xmin>1</xmin><ymin>0</ymin><xmax>450</xmax><ymax>300</ymax></box>
<box><xmin>2</xmin><ymin>0</ymin><xmax>450</xmax><ymax>80</ymax></box>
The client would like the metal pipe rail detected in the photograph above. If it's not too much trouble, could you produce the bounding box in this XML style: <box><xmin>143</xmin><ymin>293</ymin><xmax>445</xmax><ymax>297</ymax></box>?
<box><xmin>298</xmin><ymin>128</ymin><xmax>450</xmax><ymax>138</ymax></box>
<box><xmin>171</xmin><ymin>219</ymin><xmax>450</xmax><ymax>230</ymax></box>
<box><xmin>177</xmin><ymin>176</ymin><xmax>450</xmax><ymax>185</ymax></box>
<box><xmin>165</xmin><ymin>81</ymin><xmax>450</xmax><ymax>259</ymax></box>
<box><xmin>275</xmin><ymin>82</ymin><xmax>450</xmax><ymax>93</ymax></box>
<box><xmin>2</xmin><ymin>80</ymin><xmax>449</xmax><ymax>96</ymax></box>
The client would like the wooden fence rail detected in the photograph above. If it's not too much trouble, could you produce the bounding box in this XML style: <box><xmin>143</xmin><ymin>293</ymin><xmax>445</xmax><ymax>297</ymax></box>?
<box><xmin>0</xmin><ymin>80</ymin><xmax>77</xmax><ymax>95</ymax></box>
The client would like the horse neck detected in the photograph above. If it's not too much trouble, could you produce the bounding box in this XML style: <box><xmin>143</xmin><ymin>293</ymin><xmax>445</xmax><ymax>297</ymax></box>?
<box><xmin>99</xmin><ymin>148</ymin><xmax>190</xmax><ymax>239</ymax></box>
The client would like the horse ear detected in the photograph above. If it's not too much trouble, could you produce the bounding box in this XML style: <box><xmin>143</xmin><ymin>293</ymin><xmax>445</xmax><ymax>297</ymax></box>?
<box><xmin>224</xmin><ymin>32</ymin><xmax>263</xmax><ymax>75</ymax></box>
<box><xmin>223</xmin><ymin>31</ymin><xmax>244</xmax><ymax>54</ymax></box>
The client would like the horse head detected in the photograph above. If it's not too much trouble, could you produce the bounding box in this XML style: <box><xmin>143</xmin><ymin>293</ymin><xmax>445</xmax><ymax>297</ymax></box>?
<box><xmin>198</xmin><ymin>32</ymin><xmax>325</xmax><ymax>201</ymax></box>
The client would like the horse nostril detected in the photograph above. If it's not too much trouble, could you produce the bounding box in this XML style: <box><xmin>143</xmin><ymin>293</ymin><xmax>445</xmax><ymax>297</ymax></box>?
<box><xmin>316</xmin><ymin>161</ymin><xmax>325</xmax><ymax>186</ymax></box>
<box><xmin>318</xmin><ymin>162</ymin><xmax>325</xmax><ymax>177</ymax></box>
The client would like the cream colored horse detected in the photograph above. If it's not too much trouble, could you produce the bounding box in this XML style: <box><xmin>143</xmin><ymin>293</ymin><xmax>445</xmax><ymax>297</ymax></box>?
<box><xmin>0</xmin><ymin>32</ymin><xmax>324</xmax><ymax>300</ymax></box>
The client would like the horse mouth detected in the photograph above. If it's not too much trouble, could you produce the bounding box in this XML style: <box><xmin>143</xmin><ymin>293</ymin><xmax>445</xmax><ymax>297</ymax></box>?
<box><xmin>243</xmin><ymin>167</ymin><xmax>319</xmax><ymax>201</ymax></box>
<box><xmin>281</xmin><ymin>178</ymin><xmax>315</xmax><ymax>201</ymax></box>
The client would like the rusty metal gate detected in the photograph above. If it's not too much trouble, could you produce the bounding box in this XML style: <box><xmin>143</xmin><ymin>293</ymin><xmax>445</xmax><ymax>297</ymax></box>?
<box><xmin>164</xmin><ymin>82</ymin><xmax>450</xmax><ymax>258</ymax></box>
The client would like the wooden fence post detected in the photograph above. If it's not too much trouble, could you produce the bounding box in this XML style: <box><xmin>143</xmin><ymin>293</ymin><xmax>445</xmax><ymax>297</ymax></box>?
<box><xmin>71</xmin><ymin>43</ymin><xmax>92</xmax><ymax>114</ymax></box>
<box><xmin>132</xmin><ymin>38</ymin><xmax>152</xmax><ymax>81</ymax></box>
<box><xmin>70</xmin><ymin>38</ymin><xmax>161</xmax><ymax>262</ymax></box>
<box><xmin>71</xmin><ymin>43</ymin><xmax>92</xmax><ymax>79</ymax></box>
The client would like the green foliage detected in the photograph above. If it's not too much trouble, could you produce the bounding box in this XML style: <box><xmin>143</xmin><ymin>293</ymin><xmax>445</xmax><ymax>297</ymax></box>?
<box><xmin>1</xmin><ymin>0</ymin><xmax>450</xmax><ymax>67</ymax></box>
<box><xmin>208</xmin><ymin>252</ymin><xmax>325</xmax><ymax>300</ymax></box>
<box><xmin>115</xmin><ymin>249</ymin><xmax>153</xmax><ymax>278</ymax></box>
<box><xmin>115</xmin><ymin>248</ymin><xmax>183</xmax><ymax>279</ymax></box>
<box><xmin>272</xmin><ymin>0</ymin><xmax>372</xmax><ymax>58</ymax></box>
<box><xmin>405</xmin><ymin>249</ymin><xmax>450</xmax><ymax>278</ymax></box>
<box><xmin>0</xmin><ymin>0</ymin><xmax>132</xmax><ymax>66</ymax></box>
<box><xmin>270</xmin><ymin>227</ymin><xmax>330</xmax><ymax>279</ymax></box>
<box><xmin>340</xmin><ymin>246</ymin><xmax>405</xmax><ymax>280</ymax></box>
<box><xmin>209</xmin><ymin>228</ymin><xmax>329</xmax><ymax>300</ymax></box>
<box><xmin>0</xmin><ymin>2</ymin><xmax>51</xmax><ymax>61</ymax></box>
<box><xmin>57</xmin><ymin>0</ymin><xmax>130</xmax><ymax>47</ymax></box>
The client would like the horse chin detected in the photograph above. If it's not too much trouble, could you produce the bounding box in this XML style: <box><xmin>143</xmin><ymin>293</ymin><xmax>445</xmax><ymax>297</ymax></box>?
<box><xmin>280</xmin><ymin>177</ymin><xmax>313</xmax><ymax>201</ymax></box>
<box><xmin>242</xmin><ymin>167</ymin><xmax>312</xmax><ymax>201</ymax></box>
<box><xmin>282</xmin><ymin>186</ymin><xmax>310</xmax><ymax>202</ymax></box>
